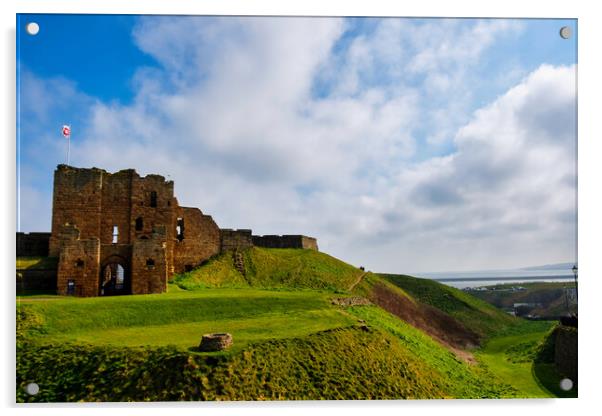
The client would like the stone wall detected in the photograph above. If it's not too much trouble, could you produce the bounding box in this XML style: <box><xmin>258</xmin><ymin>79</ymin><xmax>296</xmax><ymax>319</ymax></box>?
<box><xmin>56</xmin><ymin>224</ymin><xmax>101</xmax><ymax>297</ymax></box>
<box><xmin>17</xmin><ymin>232</ymin><xmax>51</xmax><ymax>257</ymax></box>
<box><xmin>129</xmin><ymin>173</ymin><xmax>175</xmax><ymax>243</ymax></box>
<box><xmin>50</xmin><ymin>165</ymin><xmax>176</xmax><ymax>296</ymax></box>
<box><xmin>220</xmin><ymin>229</ymin><xmax>253</xmax><ymax>252</ymax></box>
<box><xmin>49</xmin><ymin>166</ymin><xmax>103</xmax><ymax>256</ymax></box>
<box><xmin>173</xmin><ymin>207</ymin><xmax>221</xmax><ymax>273</ymax></box>
<box><xmin>131</xmin><ymin>230</ymin><xmax>167</xmax><ymax>295</ymax></box>
<box><xmin>252</xmin><ymin>234</ymin><xmax>318</xmax><ymax>250</ymax></box>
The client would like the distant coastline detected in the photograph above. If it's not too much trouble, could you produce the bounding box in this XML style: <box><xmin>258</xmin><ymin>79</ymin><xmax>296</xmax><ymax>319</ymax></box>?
<box><xmin>433</xmin><ymin>274</ymin><xmax>573</xmax><ymax>283</ymax></box>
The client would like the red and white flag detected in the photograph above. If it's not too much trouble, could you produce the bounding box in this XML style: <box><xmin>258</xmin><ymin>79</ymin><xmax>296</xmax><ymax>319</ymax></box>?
<box><xmin>62</xmin><ymin>125</ymin><xmax>71</xmax><ymax>138</ymax></box>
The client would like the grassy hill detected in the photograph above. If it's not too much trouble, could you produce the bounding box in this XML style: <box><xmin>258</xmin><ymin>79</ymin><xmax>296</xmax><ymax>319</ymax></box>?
<box><xmin>377</xmin><ymin>273</ymin><xmax>517</xmax><ymax>338</ymax></box>
<box><xmin>173</xmin><ymin>247</ymin><xmax>364</xmax><ymax>291</ymax></box>
<box><xmin>17</xmin><ymin>290</ymin><xmax>518</xmax><ymax>401</ymax></box>
<box><xmin>17</xmin><ymin>248</ymin><xmax>571</xmax><ymax>401</ymax></box>
<box><xmin>17</xmin><ymin>288</ymin><xmax>356</xmax><ymax>353</ymax></box>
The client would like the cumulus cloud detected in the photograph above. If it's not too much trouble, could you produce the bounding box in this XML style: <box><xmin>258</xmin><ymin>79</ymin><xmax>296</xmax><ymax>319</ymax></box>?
<box><xmin>18</xmin><ymin>17</ymin><xmax>576</xmax><ymax>273</ymax></box>
<box><xmin>363</xmin><ymin>65</ymin><xmax>577</xmax><ymax>272</ymax></box>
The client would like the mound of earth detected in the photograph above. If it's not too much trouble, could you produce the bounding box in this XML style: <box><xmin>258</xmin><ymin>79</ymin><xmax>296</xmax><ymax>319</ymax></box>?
<box><xmin>370</xmin><ymin>281</ymin><xmax>481</xmax><ymax>349</ymax></box>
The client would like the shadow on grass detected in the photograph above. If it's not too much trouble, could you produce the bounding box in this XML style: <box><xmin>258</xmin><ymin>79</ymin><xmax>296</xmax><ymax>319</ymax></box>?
<box><xmin>16</xmin><ymin>290</ymin><xmax>58</xmax><ymax>298</ymax></box>
<box><xmin>532</xmin><ymin>362</ymin><xmax>577</xmax><ymax>398</ymax></box>
<box><xmin>186</xmin><ymin>345</ymin><xmax>233</xmax><ymax>360</ymax></box>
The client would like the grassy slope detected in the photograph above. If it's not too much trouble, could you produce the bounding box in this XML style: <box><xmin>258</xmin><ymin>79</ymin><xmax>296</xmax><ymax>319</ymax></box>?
<box><xmin>379</xmin><ymin>273</ymin><xmax>517</xmax><ymax>338</ymax></box>
<box><xmin>17</xmin><ymin>250</ymin><xmax>564</xmax><ymax>400</ymax></box>
<box><xmin>17</xmin><ymin>306</ymin><xmax>517</xmax><ymax>402</ymax></box>
<box><xmin>346</xmin><ymin>306</ymin><xmax>517</xmax><ymax>398</ymax></box>
<box><xmin>16</xmin><ymin>256</ymin><xmax>58</xmax><ymax>270</ymax></box>
<box><xmin>173</xmin><ymin>247</ymin><xmax>363</xmax><ymax>291</ymax></box>
<box><xmin>477</xmin><ymin>328</ymin><xmax>555</xmax><ymax>397</ymax></box>
<box><xmin>352</xmin><ymin>272</ymin><xmax>561</xmax><ymax>398</ymax></box>
<box><xmin>18</xmin><ymin>289</ymin><xmax>356</xmax><ymax>354</ymax></box>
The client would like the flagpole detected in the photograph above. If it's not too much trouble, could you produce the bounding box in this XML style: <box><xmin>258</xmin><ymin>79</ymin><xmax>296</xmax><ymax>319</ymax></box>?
<box><xmin>63</xmin><ymin>124</ymin><xmax>71</xmax><ymax>165</ymax></box>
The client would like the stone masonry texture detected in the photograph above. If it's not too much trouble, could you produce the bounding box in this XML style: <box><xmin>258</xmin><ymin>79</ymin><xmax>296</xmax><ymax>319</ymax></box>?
<box><xmin>45</xmin><ymin>165</ymin><xmax>318</xmax><ymax>297</ymax></box>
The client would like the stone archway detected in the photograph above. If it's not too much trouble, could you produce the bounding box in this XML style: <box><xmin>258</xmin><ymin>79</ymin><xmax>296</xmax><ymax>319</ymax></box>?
<box><xmin>99</xmin><ymin>255</ymin><xmax>130</xmax><ymax>296</ymax></box>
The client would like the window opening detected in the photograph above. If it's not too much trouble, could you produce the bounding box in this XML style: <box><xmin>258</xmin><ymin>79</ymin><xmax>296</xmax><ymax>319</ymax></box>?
<box><xmin>176</xmin><ymin>217</ymin><xmax>185</xmax><ymax>241</ymax></box>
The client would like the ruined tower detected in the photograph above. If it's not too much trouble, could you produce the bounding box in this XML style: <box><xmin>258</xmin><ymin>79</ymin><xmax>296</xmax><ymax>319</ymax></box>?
<box><xmin>47</xmin><ymin>164</ymin><xmax>318</xmax><ymax>297</ymax></box>
<box><xmin>49</xmin><ymin>165</ymin><xmax>221</xmax><ymax>296</ymax></box>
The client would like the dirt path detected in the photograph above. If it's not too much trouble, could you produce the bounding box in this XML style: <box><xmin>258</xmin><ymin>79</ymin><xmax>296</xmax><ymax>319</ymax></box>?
<box><xmin>348</xmin><ymin>271</ymin><xmax>368</xmax><ymax>292</ymax></box>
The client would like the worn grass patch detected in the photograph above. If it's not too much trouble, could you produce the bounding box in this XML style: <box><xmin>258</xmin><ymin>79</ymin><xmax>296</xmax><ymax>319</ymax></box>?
<box><xmin>379</xmin><ymin>273</ymin><xmax>517</xmax><ymax>337</ymax></box>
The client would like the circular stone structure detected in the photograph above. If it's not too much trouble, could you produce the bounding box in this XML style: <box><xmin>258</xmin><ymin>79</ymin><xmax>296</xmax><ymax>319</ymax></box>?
<box><xmin>198</xmin><ymin>333</ymin><xmax>233</xmax><ymax>352</ymax></box>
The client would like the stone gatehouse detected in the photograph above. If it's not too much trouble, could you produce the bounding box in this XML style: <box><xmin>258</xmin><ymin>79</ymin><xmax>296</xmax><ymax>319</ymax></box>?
<box><xmin>48</xmin><ymin>165</ymin><xmax>317</xmax><ymax>297</ymax></box>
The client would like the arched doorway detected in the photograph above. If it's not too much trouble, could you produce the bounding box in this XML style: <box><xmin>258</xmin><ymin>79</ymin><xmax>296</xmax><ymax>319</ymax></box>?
<box><xmin>99</xmin><ymin>256</ymin><xmax>130</xmax><ymax>296</ymax></box>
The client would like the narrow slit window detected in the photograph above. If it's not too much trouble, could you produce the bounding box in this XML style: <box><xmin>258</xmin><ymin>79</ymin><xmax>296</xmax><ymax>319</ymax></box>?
<box><xmin>150</xmin><ymin>191</ymin><xmax>157</xmax><ymax>208</ymax></box>
<box><xmin>135</xmin><ymin>217</ymin><xmax>143</xmax><ymax>231</ymax></box>
<box><xmin>176</xmin><ymin>218</ymin><xmax>184</xmax><ymax>241</ymax></box>
<box><xmin>112</xmin><ymin>225</ymin><xmax>119</xmax><ymax>243</ymax></box>
<box><xmin>146</xmin><ymin>259</ymin><xmax>155</xmax><ymax>270</ymax></box>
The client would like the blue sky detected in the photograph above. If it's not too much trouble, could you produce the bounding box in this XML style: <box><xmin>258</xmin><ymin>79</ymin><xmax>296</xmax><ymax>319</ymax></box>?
<box><xmin>16</xmin><ymin>15</ymin><xmax>577</xmax><ymax>273</ymax></box>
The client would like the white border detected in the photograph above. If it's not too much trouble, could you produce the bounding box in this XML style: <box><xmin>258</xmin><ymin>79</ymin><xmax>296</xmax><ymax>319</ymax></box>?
<box><xmin>2</xmin><ymin>1</ymin><xmax>600</xmax><ymax>416</ymax></box>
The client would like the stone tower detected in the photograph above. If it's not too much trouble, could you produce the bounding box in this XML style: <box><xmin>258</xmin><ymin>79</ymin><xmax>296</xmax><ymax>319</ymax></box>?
<box><xmin>49</xmin><ymin>165</ymin><xmax>221</xmax><ymax>296</ymax></box>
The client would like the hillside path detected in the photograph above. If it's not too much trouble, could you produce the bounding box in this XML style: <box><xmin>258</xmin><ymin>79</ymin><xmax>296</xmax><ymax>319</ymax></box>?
<box><xmin>348</xmin><ymin>271</ymin><xmax>368</xmax><ymax>292</ymax></box>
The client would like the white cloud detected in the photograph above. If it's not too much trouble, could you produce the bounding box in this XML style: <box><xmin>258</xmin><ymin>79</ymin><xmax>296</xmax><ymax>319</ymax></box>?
<box><xmin>18</xmin><ymin>17</ymin><xmax>576</xmax><ymax>274</ymax></box>
<box><xmin>373</xmin><ymin>64</ymin><xmax>577</xmax><ymax>272</ymax></box>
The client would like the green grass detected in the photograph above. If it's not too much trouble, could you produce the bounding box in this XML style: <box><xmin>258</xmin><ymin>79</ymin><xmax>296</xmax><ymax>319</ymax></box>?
<box><xmin>48</xmin><ymin>310</ymin><xmax>355</xmax><ymax>354</ymax></box>
<box><xmin>17</xmin><ymin>325</ymin><xmax>516</xmax><ymax>402</ymax></box>
<box><xmin>475</xmin><ymin>324</ymin><xmax>558</xmax><ymax>398</ymax></box>
<box><xmin>174</xmin><ymin>247</ymin><xmax>364</xmax><ymax>291</ymax></box>
<box><xmin>533</xmin><ymin>363</ymin><xmax>578</xmax><ymax>398</ymax></box>
<box><xmin>16</xmin><ymin>290</ymin><xmax>61</xmax><ymax>299</ymax></box>
<box><xmin>17</xmin><ymin>288</ymin><xmax>356</xmax><ymax>353</ymax></box>
<box><xmin>379</xmin><ymin>273</ymin><xmax>517</xmax><ymax>337</ymax></box>
<box><xmin>17</xmin><ymin>249</ymin><xmax>571</xmax><ymax>400</ymax></box>
<box><xmin>346</xmin><ymin>306</ymin><xmax>517</xmax><ymax>398</ymax></box>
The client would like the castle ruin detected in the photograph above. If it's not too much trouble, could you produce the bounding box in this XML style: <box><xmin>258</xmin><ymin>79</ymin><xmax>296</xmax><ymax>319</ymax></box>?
<box><xmin>46</xmin><ymin>165</ymin><xmax>318</xmax><ymax>297</ymax></box>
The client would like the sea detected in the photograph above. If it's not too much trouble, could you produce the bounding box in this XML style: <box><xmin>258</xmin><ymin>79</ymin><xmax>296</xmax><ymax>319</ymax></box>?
<box><xmin>416</xmin><ymin>267</ymin><xmax>575</xmax><ymax>289</ymax></box>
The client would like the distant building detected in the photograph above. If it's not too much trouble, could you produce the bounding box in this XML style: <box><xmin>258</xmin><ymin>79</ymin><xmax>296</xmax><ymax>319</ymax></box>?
<box><xmin>513</xmin><ymin>302</ymin><xmax>543</xmax><ymax>317</ymax></box>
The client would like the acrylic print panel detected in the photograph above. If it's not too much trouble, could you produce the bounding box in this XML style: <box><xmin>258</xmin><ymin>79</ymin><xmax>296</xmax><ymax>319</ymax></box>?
<box><xmin>16</xmin><ymin>14</ymin><xmax>577</xmax><ymax>402</ymax></box>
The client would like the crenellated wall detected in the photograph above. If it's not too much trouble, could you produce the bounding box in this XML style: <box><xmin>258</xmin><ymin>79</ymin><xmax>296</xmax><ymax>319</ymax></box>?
<box><xmin>252</xmin><ymin>234</ymin><xmax>318</xmax><ymax>251</ymax></box>
<box><xmin>220</xmin><ymin>229</ymin><xmax>253</xmax><ymax>252</ymax></box>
